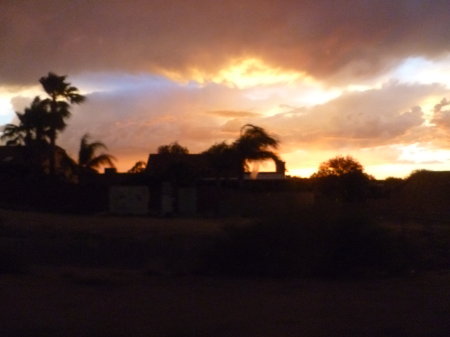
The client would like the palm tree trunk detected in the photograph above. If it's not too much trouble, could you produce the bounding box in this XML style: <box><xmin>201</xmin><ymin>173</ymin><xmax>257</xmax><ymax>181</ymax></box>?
<box><xmin>49</xmin><ymin>129</ymin><xmax>56</xmax><ymax>176</ymax></box>
<box><xmin>238</xmin><ymin>157</ymin><xmax>246</xmax><ymax>188</ymax></box>
<box><xmin>49</xmin><ymin>136</ymin><xmax>56</xmax><ymax>176</ymax></box>
<box><xmin>24</xmin><ymin>130</ymin><xmax>32</xmax><ymax>147</ymax></box>
<box><xmin>49</xmin><ymin>98</ymin><xmax>57</xmax><ymax>176</ymax></box>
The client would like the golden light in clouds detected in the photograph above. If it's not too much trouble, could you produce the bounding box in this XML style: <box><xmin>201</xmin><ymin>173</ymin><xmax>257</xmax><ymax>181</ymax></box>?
<box><xmin>159</xmin><ymin>57</ymin><xmax>344</xmax><ymax>119</ymax></box>
<box><xmin>287</xmin><ymin>167</ymin><xmax>317</xmax><ymax>178</ymax></box>
<box><xmin>398</xmin><ymin>144</ymin><xmax>450</xmax><ymax>164</ymax></box>
<box><xmin>163</xmin><ymin>58</ymin><xmax>308</xmax><ymax>89</ymax></box>
<box><xmin>418</xmin><ymin>95</ymin><xmax>446</xmax><ymax>125</ymax></box>
<box><xmin>211</xmin><ymin>58</ymin><xmax>304</xmax><ymax>89</ymax></box>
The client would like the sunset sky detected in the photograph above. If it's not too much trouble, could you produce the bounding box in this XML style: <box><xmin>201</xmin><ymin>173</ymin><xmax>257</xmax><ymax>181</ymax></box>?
<box><xmin>1</xmin><ymin>0</ymin><xmax>450</xmax><ymax>178</ymax></box>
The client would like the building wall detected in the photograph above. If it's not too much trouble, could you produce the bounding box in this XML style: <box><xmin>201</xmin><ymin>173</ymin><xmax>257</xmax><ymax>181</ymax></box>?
<box><xmin>109</xmin><ymin>185</ymin><xmax>149</xmax><ymax>215</ymax></box>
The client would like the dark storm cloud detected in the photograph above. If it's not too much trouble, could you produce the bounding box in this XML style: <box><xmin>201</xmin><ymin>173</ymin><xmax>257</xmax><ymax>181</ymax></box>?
<box><xmin>1</xmin><ymin>0</ymin><xmax>450</xmax><ymax>85</ymax></box>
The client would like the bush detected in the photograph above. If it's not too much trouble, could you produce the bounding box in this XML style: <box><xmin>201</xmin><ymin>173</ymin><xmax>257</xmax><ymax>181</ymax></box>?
<box><xmin>202</xmin><ymin>208</ymin><xmax>417</xmax><ymax>278</ymax></box>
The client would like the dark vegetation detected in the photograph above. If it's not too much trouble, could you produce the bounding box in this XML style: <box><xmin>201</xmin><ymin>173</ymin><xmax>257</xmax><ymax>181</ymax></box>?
<box><xmin>311</xmin><ymin>155</ymin><xmax>374</xmax><ymax>202</ymax></box>
<box><xmin>0</xmin><ymin>72</ymin><xmax>115</xmax><ymax>180</ymax></box>
<box><xmin>203</xmin><ymin>207</ymin><xmax>423</xmax><ymax>278</ymax></box>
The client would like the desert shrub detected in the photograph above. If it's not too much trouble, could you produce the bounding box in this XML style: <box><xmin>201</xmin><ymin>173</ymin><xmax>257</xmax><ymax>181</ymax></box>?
<box><xmin>313</xmin><ymin>213</ymin><xmax>417</xmax><ymax>276</ymax></box>
<box><xmin>202</xmin><ymin>208</ymin><xmax>418</xmax><ymax>278</ymax></box>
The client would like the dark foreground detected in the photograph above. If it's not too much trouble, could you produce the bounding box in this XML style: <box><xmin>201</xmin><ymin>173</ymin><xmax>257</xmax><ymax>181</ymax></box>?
<box><xmin>1</xmin><ymin>267</ymin><xmax>450</xmax><ymax>337</ymax></box>
<box><xmin>1</xmin><ymin>208</ymin><xmax>449</xmax><ymax>336</ymax></box>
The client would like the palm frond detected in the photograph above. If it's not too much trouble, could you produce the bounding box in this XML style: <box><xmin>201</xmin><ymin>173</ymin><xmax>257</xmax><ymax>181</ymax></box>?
<box><xmin>66</xmin><ymin>87</ymin><xmax>85</xmax><ymax>104</ymax></box>
<box><xmin>78</xmin><ymin>133</ymin><xmax>115</xmax><ymax>172</ymax></box>
<box><xmin>87</xmin><ymin>154</ymin><xmax>116</xmax><ymax>170</ymax></box>
<box><xmin>40</xmin><ymin>72</ymin><xmax>68</xmax><ymax>97</ymax></box>
<box><xmin>1</xmin><ymin>123</ymin><xmax>25</xmax><ymax>145</ymax></box>
<box><xmin>247</xmin><ymin>150</ymin><xmax>280</xmax><ymax>162</ymax></box>
<box><xmin>78</xmin><ymin>133</ymin><xmax>93</xmax><ymax>166</ymax></box>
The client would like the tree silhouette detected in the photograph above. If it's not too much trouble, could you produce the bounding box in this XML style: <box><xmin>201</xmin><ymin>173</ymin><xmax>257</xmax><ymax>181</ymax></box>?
<box><xmin>157</xmin><ymin>141</ymin><xmax>189</xmax><ymax>154</ymax></box>
<box><xmin>1</xmin><ymin>97</ymin><xmax>49</xmax><ymax>147</ymax></box>
<box><xmin>203</xmin><ymin>141</ymin><xmax>240</xmax><ymax>179</ymax></box>
<box><xmin>1</xmin><ymin>123</ymin><xmax>25</xmax><ymax>146</ymax></box>
<box><xmin>312</xmin><ymin>155</ymin><xmax>365</xmax><ymax>178</ymax></box>
<box><xmin>312</xmin><ymin>156</ymin><xmax>372</xmax><ymax>202</ymax></box>
<box><xmin>39</xmin><ymin>72</ymin><xmax>85</xmax><ymax>174</ymax></box>
<box><xmin>153</xmin><ymin>142</ymin><xmax>200</xmax><ymax>185</ymax></box>
<box><xmin>232</xmin><ymin>124</ymin><xmax>280</xmax><ymax>177</ymax></box>
<box><xmin>201</xmin><ymin>125</ymin><xmax>281</xmax><ymax>180</ymax></box>
<box><xmin>17</xmin><ymin>97</ymin><xmax>51</xmax><ymax>146</ymax></box>
<box><xmin>77</xmin><ymin>133</ymin><xmax>116</xmax><ymax>174</ymax></box>
<box><xmin>0</xmin><ymin>97</ymin><xmax>56</xmax><ymax>173</ymax></box>
<box><xmin>128</xmin><ymin>160</ymin><xmax>146</xmax><ymax>173</ymax></box>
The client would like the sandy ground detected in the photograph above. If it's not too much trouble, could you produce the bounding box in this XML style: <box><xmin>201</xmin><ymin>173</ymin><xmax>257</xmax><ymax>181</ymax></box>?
<box><xmin>1</xmin><ymin>208</ymin><xmax>449</xmax><ymax>337</ymax></box>
<box><xmin>1</xmin><ymin>267</ymin><xmax>450</xmax><ymax>337</ymax></box>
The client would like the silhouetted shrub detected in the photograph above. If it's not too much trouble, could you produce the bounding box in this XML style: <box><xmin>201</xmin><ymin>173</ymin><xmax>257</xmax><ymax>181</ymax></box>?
<box><xmin>202</xmin><ymin>208</ymin><xmax>418</xmax><ymax>278</ymax></box>
<box><xmin>311</xmin><ymin>155</ymin><xmax>374</xmax><ymax>203</ymax></box>
<box><xmin>313</xmin><ymin>172</ymin><xmax>373</xmax><ymax>202</ymax></box>
<box><xmin>313</xmin><ymin>213</ymin><xmax>417</xmax><ymax>277</ymax></box>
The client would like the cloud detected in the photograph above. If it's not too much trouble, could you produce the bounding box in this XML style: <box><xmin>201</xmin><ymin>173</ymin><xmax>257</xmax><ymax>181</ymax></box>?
<box><xmin>2</xmin><ymin>66</ymin><xmax>448</xmax><ymax>176</ymax></box>
<box><xmin>260</xmin><ymin>82</ymin><xmax>448</xmax><ymax>150</ymax></box>
<box><xmin>2</xmin><ymin>0</ymin><xmax>450</xmax><ymax>85</ymax></box>
<box><xmin>207</xmin><ymin>110</ymin><xmax>261</xmax><ymax>118</ymax></box>
<box><xmin>432</xmin><ymin>98</ymin><xmax>450</xmax><ymax>129</ymax></box>
<box><xmin>47</xmin><ymin>76</ymin><xmax>447</xmax><ymax>171</ymax></box>
<box><xmin>55</xmin><ymin>75</ymin><xmax>251</xmax><ymax>165</ymax></box>
<box><xmin>397</xmin><ymin>143</ymin><xmax>450</xmax><ymax>164</ymax></box>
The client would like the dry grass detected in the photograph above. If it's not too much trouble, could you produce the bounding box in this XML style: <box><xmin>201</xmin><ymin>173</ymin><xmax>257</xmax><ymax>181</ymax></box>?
<box><xmin>0</xmin><ymin>208</ymin><xmax>249</xmax><ymax>274</ymax></box>
<box><xmin>0</xmin><ymin>208</ymin><xmax>231</xmax><ymax>238</ymax></box>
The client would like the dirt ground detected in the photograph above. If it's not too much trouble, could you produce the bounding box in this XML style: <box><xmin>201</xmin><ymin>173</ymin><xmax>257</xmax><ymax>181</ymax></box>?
<box><xmin>1</xmin><ymin>208</ymin><xmax>449</xmax><ymax>337</ymax></box>
<box><xmin>1</xmin><ymin>267</ymin><xmax>450</xmax><ymax>337</ymax></box>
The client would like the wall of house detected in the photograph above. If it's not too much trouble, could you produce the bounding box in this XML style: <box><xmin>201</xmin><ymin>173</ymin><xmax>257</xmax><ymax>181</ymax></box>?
<box><xmin>197</xmin><ymin>187</ymin><xmax>314</xmax><ymax>217</ymax></box>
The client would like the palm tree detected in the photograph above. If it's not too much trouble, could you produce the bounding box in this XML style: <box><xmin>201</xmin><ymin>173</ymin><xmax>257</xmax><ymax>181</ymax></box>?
<box><xmin>0</xmin><ymin>97</ymin><xmax>54</xmax><ymax>173</ymax></box>
<box><xmin>17</xmin><ymin>97</ymin><xmax>51</xmax><ymax>147</ymax></box>
<box><xmin>77</xmin><ymin>133</ymin><xmax>116</xmax><ymax>174</ymax></box>
<box><xmin>39</xmin><ymin>72</ymin><xmax>85</xmax><ymax>174</ymax></box>
<box><xmin>1</xmin><ymin>123</ymin><xmax>25</xmax><ymax>146</ymax></box>
<box><xmin>232</xmin><ymin>124</ymin><xmax>280</xmax><ymax>177</ymax></box>
<box><xmin>1</xmin><ymin>97</ymin><xmax>50</xmax><ymax>147</ymax></box>
<box><xmin>127</xmin><ymin>161</ymin><xmax>146</xmax><ymax>173</ymax></box>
